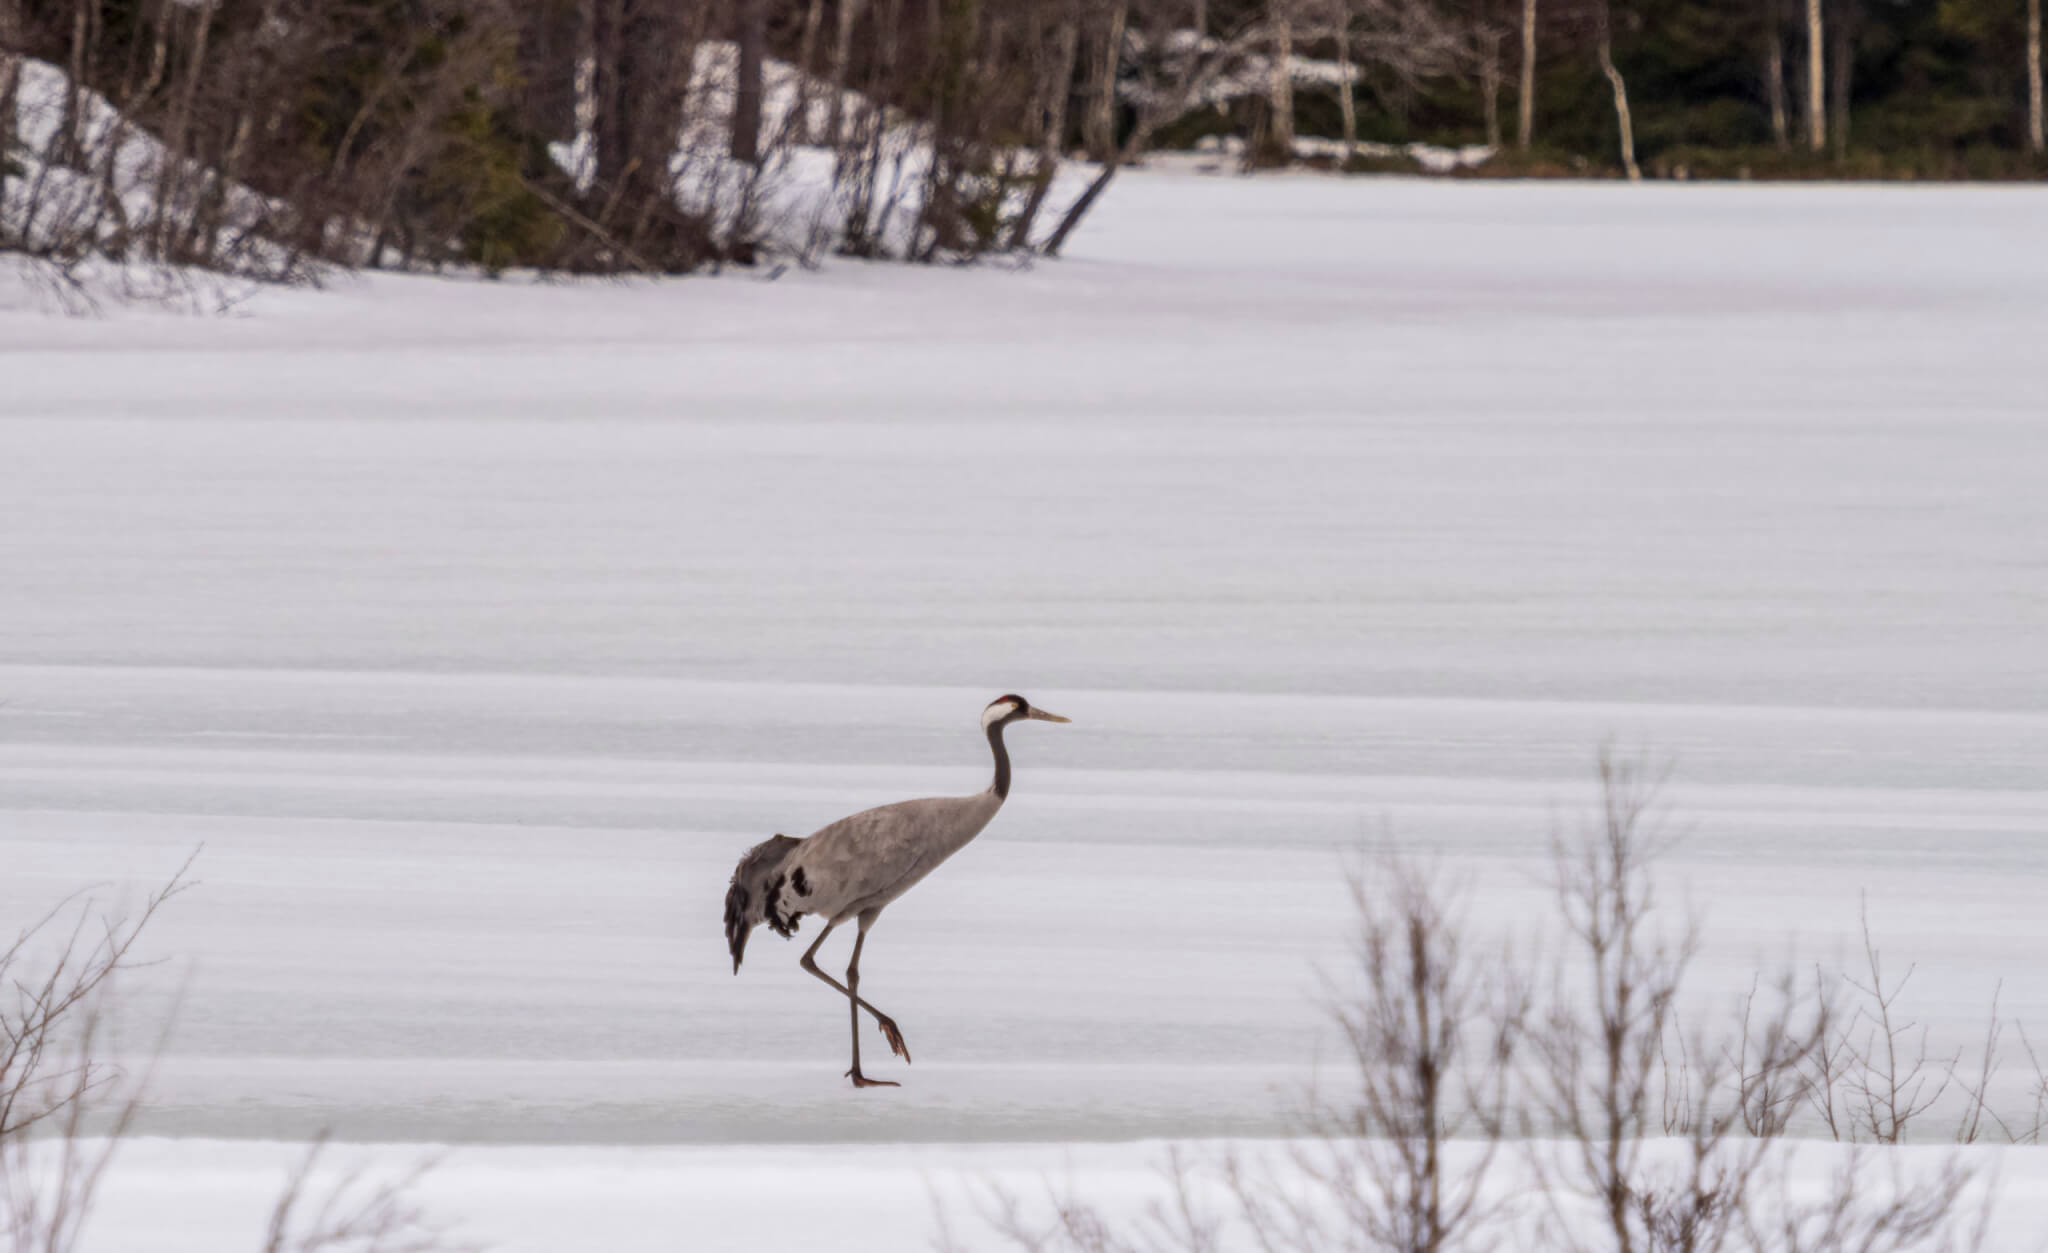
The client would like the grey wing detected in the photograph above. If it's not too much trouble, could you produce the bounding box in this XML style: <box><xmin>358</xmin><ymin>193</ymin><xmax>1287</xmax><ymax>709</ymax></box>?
<box><xmin>724</xmin><ymin>833</ymin><xmax>802</xmax><ymax>973</ymax></box>
<box><xmin>785</xmin><ymin>795</ymin><xmax>991</xmax><ymax>922</ymax></box>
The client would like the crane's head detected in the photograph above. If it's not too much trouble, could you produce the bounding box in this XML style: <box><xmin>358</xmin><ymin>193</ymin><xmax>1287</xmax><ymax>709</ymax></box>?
<box><xmin>982</xmin><ymin>693</ymin><xmax>1070</xmax><ymax>729</ymax></box>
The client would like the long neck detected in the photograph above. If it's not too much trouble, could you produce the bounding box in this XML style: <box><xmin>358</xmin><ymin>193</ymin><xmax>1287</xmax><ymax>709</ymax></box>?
<box><xmin>986</xmin><ymin>719</ymin><xmax>1012</xmax><ymax>799</ymax></box>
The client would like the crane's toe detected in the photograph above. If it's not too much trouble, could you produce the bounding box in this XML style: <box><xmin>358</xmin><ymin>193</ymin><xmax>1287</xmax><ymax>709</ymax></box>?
<box><xmin>846</xmin><ymin>1068</ymin><xmax>901</xmax><ymax>1089</ymax></box>
<box><xmin>876</xmin><ymin>1015</ymin><xmax>911</xmax><ymax>1062</ymax></box>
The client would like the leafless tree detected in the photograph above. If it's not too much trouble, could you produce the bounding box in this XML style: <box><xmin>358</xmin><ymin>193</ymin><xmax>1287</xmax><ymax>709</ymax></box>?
<box><xmin>1826</xmin><ymin>0</ymin><xmax>1856</xmax><ymax>157</ymax></box>
<box><xmin>0</xmin><ymin>0</ymin><xmax>22</xmax><ymax>213</ymax></box>
<box><xmin>1738</xmin><ymin>1147</ymin><xmax>1994</xmax><ymax>1253</ymax></box>
<box><xmin>0</xmin><ymin>863</ymin><xmax>190</xmax><ymax>1253</ymax></box>
<box><xmin>1005</xmin><ymin>0</ymin><xmax>1085</xmax><ymax>249</ymax></box>
<box><xmin>1803</xmin><ymin>0</ymin><xmax>1824</xmax><ymax>150</ymax></box>
<box><xmin>1526</xmin><ymin>754</ymin><xmax>1694</xmax><ymax>1250</ymax></box>
<box><xmin>1592</xmin><ymin>0</ymin><xmax>1640</xmax><ymax>178</ymax></box>
<box><xmin>0</xmin><ymin>857</ymin><xmax>194</xmax><ymax>1146</ymax></box>
<box><xmin>826</xmin><ymin>0</ymin><xmax>867</xmax><ymax>148</ymax></box>
<box><xmin>1833</xmin><ymin>902</ymin><xmax>1956</xmax><ymax>1146</ymax></box>
<box><xmin>1763</xmin><ymin>0</ymin><xmax>1790</xmax><ymax>150</ymax></box>
<box><xmin>1083</xmin><ymin>0</ymin><xmax>1130</xmax><ymax>162</ymax></box>
<box><xmin>0</xmin><ymin>856</ymin><xmax>459</xmax><ymax>1253</ymax></box>
<box><xmin>945</xmin><ymin>848</ymin><xmax>1528</xmax><ymax>1253</ymax></box>
<box><xmin>2012</xmin><ymin>1025</ymin><xmax>2048</xmax><ymax>1144</ymax></box>
<box><xmin>949</xmin><ymin>753</ymin><xmax>2019</xmax><ymax>1253</ymax></box>
<box><xmin>2030</xmin><ymin>0</ymin><xmax>2044</xmax><ymax>153</ymax></box>
<box><xmin>1264</xmin><ymin>0</ymin><xmax>1298</xmax><ymax>162</ymax></box>
<box><xmin>1040</xmin><ymin>2</ymin><xmax>1269</xmax><ymax>255</ymax></box>
<box><xmin>1291</xmin><ymin>853</ymin><xmax>1527</xmax><ymax>1253</ymax></box>
<box><xmin>732</xmin><ymin>0</ymin><xmax>767</xmax><ymax>163</ymax></box>
<box><xmin>257</xmin><ymin>1135</ymin><xmax>459</xmax><ymax>1253</ymax></box>
<box><xmin>1517</xmin><ymin>0</ymin><xmax>1537</xmax><ymax>148</ymax></box>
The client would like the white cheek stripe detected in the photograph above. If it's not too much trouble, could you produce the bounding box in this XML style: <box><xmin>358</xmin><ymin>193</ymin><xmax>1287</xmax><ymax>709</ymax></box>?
<box><xmin>981</xmin><ymin>701</ymin><xmax>1018</xmax><ymax>728</ymax></box>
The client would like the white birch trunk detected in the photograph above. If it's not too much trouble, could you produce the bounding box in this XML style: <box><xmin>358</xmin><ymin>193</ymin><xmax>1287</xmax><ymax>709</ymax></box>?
<box><xmin>1596</xmin><ymin>22</ymin><xmax>1640</xmax><ymax>181</ymax></box>
<box><xmin>2029</xmin><ymin>0</ymin><xmax>2043</xmax><ymax>153</ymax></box>
<box><xmin>1805</xmin><ymin>0</ymin><xmax>1826</xmax><ymax>151</ymax></box>
<box><xmin>1518</xmin><ymin>0</ymin><xmax>1537</xmax><ymax>151</ymax></box>
<box><xmin>1335</xmin><ymin>4</ymin><xmax>1357</xmax><ymax>162</ymax></box>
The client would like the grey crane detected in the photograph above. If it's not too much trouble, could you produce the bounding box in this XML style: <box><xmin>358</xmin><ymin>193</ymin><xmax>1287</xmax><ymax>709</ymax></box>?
<box><xmin>722</xmin><ymin>693</ymin><xmax>1070</xmax><ymax>1087</ymax></box>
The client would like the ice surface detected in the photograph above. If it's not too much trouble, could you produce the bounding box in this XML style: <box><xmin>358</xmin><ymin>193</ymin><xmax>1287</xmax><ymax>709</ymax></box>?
<box><xmin>3</xmin><ymin>174</ymin><xmax>2047</xmax><ymax>1147</ymax></box>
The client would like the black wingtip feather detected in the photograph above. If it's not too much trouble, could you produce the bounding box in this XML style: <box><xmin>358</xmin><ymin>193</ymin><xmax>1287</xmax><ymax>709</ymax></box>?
<box><xmin>724</xmin><ymin>881</ymin><xmax>751</xmax><ymax>972</ymax></box>
<box><xmin>725</xmin><ymin>832</ymin><xmax>803</xmax><ymax>973</ymax></box>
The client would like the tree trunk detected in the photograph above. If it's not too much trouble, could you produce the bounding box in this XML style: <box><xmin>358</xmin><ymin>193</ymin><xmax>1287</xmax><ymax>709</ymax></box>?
<box><xmin>54</xmin><ymin>0</ymin><xmax>92</xmax><ymax>170</ymax></box>
<box><xmin>2031</xmin><ymin>0</ymin><xmax>2044</xmax><ymax>153</ymax></box>
<box><xmin>1765</xmin><ymin>0</ymin><xmax>1789</xmax><ymax>150</ymax></box>
<box><xmin>591</xmin><ymin>0</ymin><xmax>631</xmax><ymax>193</ymax></box>
<box><xmin>1334</xmin><ymin>4</ymin><xmax>1356</xmax><ymax>162</ymax></box>
<box><xmin>1267</xmin><ymin>1</ymin><xmax>1295</xmax><ymax>161</ymax></box>
<box><xmin>516</xmin><ymin>0</ymin><xmax>583</xmax><ymax>144</ymax></box>
<box><xmin>1482</xmin><ymin>33</ymin><xmax>1502</xmax><ymax>149</ymax></box>
<box><xmin>1518</xmin><ymin>0</ymin><xmax>1537</xmax><ymax>150</ymax></box>
<box><xmin>1828</xmin><ymin>0</ymin><xmax>1852</xmax><ymax>158</ymax></box>
<box><xmin>793</xmin><ymin>0</ymin><xmax>826</xmax><ymax>144</ymax></box>
<box><xmin>1044</xmin><ymin>25</ymin><xmax>1246</xmax><ymax>254</ymax></box>
<box><xmin>590</xmin><ymin>0</ymin><xmax>693</xmax><ymax>251</ymax></box>
<box><xmin>1596</xmin><ymin>17</ymin><xmax>1640</xmax><ymax>181</ymax></box>
<box><xmin>827</xmin><ymin>0</ymin><xmax>865</xmax><ymax>151</ymax></box>
<box><xmin>1804</xmin><ymin>0</ymin><xmax>1825</xmax><ymax>151</ymax></box>
<box><xmin>1084</xmin><ymin>0</ymin><xmax>1127</xmax><ymax>162</ymax></box>
<box><xmin>1009</xmin><ymin>3</ymin><xmax>1082</xmax><ymax>249</ymax></box>
<box><xmin>0</xmin><ymin>0</ymin><xmax>19</xmax><ymax>230</ymax></box>
<box><xmin>1042</xmin><ymin>165</ymin><xmax>1114</xmax><ymax>258</ymax></box>
<box><xmin>154</xmin><ymin>0</ymin><xmax>212</xmax><ymax>258</ymax></box>
<box><xmin>1042</xmin><ymin>5</ymin><xmax>1080</xmax><ymax>152</ymax></box>
<box><xmin>732</xmin><ymin>0</ymin><xmax>765</xmax><ymax>163</ymax></box>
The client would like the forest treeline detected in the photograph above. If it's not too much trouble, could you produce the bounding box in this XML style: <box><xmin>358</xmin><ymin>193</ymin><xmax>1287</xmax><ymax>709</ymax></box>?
<box><xmin>1</xmin><ymin>0</ymin><xmax>2043</xmax><ymax>284</ymax></box>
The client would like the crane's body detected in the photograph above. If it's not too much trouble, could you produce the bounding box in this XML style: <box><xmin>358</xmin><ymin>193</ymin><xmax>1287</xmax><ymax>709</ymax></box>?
<box><xmin>722</xmin><ymin>694</ymin><xmax>1068</xmax><ymax>1087</ymax></box>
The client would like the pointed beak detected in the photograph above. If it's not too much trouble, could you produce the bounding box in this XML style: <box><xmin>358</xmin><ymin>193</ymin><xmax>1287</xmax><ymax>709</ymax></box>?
<box><xmin>1027</xmin><ymin>708</ymin><xmax>1071</xmax><ymax>724</ymax></box>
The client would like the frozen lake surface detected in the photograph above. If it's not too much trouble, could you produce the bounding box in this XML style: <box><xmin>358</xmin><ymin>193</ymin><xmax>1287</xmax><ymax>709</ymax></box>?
<box><xmin>3</xmin><ymin>174</ymin><xmax>2047</xmax><ymax>1146</ymax></box>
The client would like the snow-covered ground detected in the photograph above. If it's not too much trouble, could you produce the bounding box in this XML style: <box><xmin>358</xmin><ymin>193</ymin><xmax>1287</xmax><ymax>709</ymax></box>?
<box><xmin>59</xmin><ymin>1136</ymin><xmax>2048</xmax><ymax>1252</ymax></box>
<box><xmin>4</xmin><ymin>172</ymin><xmax>2048</xmax><ymax>1242</ymax></box>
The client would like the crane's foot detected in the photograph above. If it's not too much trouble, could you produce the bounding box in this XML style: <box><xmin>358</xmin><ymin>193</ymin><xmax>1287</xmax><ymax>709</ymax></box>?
<box><xmin>875</xmin><ymin>1015</ymin><xmax>911</xmax><ymax>1063</ymax></box>
<box><xmin>846</xmin><ymin>1067</ymin><xmax>900</xmax><ymax>1089</ymax></box>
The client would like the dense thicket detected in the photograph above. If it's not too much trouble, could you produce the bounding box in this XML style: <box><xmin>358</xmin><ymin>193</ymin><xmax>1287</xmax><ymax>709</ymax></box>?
<box><xmin>1</xmin><ymin>0</ymin><xmax>2041</xmax><ymax>284</ymax></box>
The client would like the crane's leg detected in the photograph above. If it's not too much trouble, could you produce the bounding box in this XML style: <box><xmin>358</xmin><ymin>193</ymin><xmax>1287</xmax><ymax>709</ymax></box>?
<box><xmin>842</xmin><ymin>913</ymin><xmax>899</xmax><ymax>1088</ymax></box>
<box><xmin>800</xmin><ymin>920</ymin><xmax>910</xmax><ymax>1063</ymax></box>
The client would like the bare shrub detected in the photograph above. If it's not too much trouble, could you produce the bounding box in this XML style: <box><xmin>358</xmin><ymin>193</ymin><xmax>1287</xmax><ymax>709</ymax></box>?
<box><xmin>1738</xmin><ymin>1146</ymin><xmax>1996</xmax><ymax>1253</ymax></box>
<box><xmin>941</xmin><ymin>848</ymin><xmax>1527</xmax><ymax>1253</ymax></box>
<box><xmin>950</xmin><ymin>752</ymin><xmax>2019</xmax><ymax>1253</ymax></box>
<box><xmin>1830</xmin><ymin>902</ymin><xmax>1955</xmax><ymax>1146</ymax></box>
<box><xmin>1290</xmin><ymin>853</ymin><xmax>1527</xmax><ymax>1252</ymax></box>
<box><xmin>0</xmin><ymin>856</ymin><xmax>457</xmax><ymax>1253</ymax></box>
<box><xmin>0</xmin><ymin>858</ymin><xmax>192</xmax><ymax>1253</ymax></box>
<box><xmin>1795</xmin><ymin>900</ymin><xmax>2047</xmax><ymax>1151</ymax></box>
<box><xmin>258</xmin><ymin>1135</ymin><xmax>461</xmax><ymax>1253</ymax></box>
<box><xmin>1525</xmin><ymin>753</ymin><xmax>1705</xmax><ymax>1251</ymax></box>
